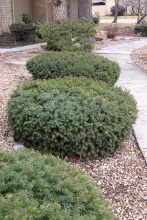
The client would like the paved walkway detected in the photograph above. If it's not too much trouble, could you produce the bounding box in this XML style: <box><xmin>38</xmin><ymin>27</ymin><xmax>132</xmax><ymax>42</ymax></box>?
<box><xmin>0</xmin><ymin>43</ymin><xmax>46</xmax><ymax>55</ymax></box>
<box><xmin>95</xmin><ymin>37</ymin><xmax>147</xmax><ymax>163</ymax></box>
<box><xmin>100</xmin><ymin>18</ymin><xmax>137</xmax><ymax>23</ymax></box>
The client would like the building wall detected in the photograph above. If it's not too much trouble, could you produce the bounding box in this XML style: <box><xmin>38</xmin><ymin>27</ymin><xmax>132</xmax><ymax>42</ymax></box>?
<box><xmin>106</xmin><ymin>0</ymin><xmax>115</xmax><ymax>14</ymax></box>
<box><xmin>92</xmin><ymin>5</ymin><xmax>107</xmax><ymax>16</ymax></box>
<box><xmin>31</xmin><ymin>0</ymin><xmax>46</xmax><ymax>23</ymax></box>
<box><xmin>0</xmin><ymin>0</ymin><xmax>79</xmax><ymax>35</ymax></box>
<box><xmin>0</xmin><ymin>0</ymin><xmax>13</xmax><ymax>34</ymax></box>
<box><xmin>13</xmin><ymin>0</ymin><xmax>31</xmax><ymax>23</ymax></box>
<box><xmin>92</xmin><ymin>0</ymin><xmax>115</xmax><ymax>16</ymax></box>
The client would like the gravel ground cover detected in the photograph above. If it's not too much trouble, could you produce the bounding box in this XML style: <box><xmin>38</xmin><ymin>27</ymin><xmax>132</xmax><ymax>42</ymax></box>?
<box><xmin>131</xmin><ymin>46</ymin><xmax>147</xmax><ymax>73</ymax></box>
<box><xmin>67</xmin><ymin>133</ymin><xmax>147</xmax><ymax>220</ymax></box>
<box><xmin>0</xmin><ymin>45</ymin><xmax>146</xmax><ymax>220</ymax></box>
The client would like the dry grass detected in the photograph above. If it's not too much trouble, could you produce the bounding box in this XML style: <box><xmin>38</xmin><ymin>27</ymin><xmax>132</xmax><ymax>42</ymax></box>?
<box><xmin>96</xmin><ymin>23</ymin><xmax>135</xmax><ymax>36</ymax></box>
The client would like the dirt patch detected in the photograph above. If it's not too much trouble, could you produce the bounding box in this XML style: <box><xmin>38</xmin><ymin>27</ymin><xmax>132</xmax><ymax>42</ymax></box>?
<box><xmin>0</xmin><ymin>34</ymin><xmax>36</xmax><ymax>48</ymax></box>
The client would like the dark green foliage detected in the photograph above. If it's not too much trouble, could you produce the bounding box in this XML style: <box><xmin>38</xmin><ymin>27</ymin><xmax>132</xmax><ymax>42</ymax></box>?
<box><xmin>26</xmin><ymin>52</ymin><xmax>120</xmax><ymax>85</ymax></box>
<box><xmin>36</xmin><ymin>18</ymin><xmax>96</xmax><ymax>52</ymax></box>
<box><xmin>10</xmin><ymin>23</ymin><xmax>35</xmax><ymax>41</ymax></box>
<box><xmin>110</xmin><ymin>5</ymin><xmax>125</xmax><ymax>16</ymax></box>
<box><xmin>21</xmin><ymin>13</ymin><xmax>32</xmax><ymax>24</ymax></box>
<box><xmin>135</xmin><ymin>20</ymin><xmax>147</xmax><ymax>36</ymax></box>
<box><xmin>92</xmin><ymin>12</ymin><xmax>100</xmax><ymax>24</ymax></box>
<box><xmin>7</xmin><ymin>77</ymin><xmax>138</xmax><ymax>159</ymax></box>
<box><xmin>0</xmin><ymin>150</ymin><xmax>117</xmax><ymax>220</ymax></box>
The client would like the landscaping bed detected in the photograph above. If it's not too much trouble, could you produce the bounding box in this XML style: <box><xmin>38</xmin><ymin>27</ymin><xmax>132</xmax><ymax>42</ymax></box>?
<box><xmin>0</xmin><ymin>48</ymin><xmax>147</xmax><ymax>220</ymax></box>
<box><xmin>0</xmin><ymin>34</ymin><xmax>36</xmax><ymax>48</ymax></box>
<box><xmin>132</xmin><ymin>46</ymin><xmax>147</xmax><ymax>72</ymax></box>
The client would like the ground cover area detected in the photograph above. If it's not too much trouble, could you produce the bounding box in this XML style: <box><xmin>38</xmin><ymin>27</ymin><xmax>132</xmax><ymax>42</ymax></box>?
<box><xmin>0</xmin><ymin>34</ymin><xmax>36</xmax><ymax>48</ymax></box>
<box><xmin>0</xmin><ymin>44</ymin><xmax>146</xmax><ymax>219</ymax></box>
<box><xmin>132</xmin><ymin>46</ymin><xmax>147</xmax><ymax>72</ymax></box>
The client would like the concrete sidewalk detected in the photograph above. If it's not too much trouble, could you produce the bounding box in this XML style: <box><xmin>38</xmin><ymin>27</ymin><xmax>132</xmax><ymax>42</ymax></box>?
<box><xmin>100</xmin><ymin>18</ymin><xmax>137</xmax><ymax>23</ymax></box>
<box><xmin>0</xmin><ymin>43</ymin><xmax>46</xmax><ymax>55</ymax></box>
<box><xmin>95</xmin><ymin>37</ymin><xmax>147</xmax><ymax>163</ymax></box>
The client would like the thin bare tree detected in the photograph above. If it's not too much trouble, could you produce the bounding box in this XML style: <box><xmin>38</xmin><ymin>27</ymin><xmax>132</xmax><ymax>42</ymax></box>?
<box><xmin>113</xmin><ymin>0</ymin><xmax>120</xmax><ymax>23</ymax></box>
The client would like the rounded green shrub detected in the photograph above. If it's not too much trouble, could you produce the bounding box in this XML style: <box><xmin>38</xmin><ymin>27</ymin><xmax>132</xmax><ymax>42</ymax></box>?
<box><xmin>7</xmin><ymin>77</ymin><xmax>138</xmax><ymax>158</ymax></box>
<box><xmin>0</xmin><ymin>150</ymin><xmax>117</xmax><ymax>220</ymax></box>
<box><xmin>135</xmin><ymin>20</ymin><xmax>147</xmax><ymax>36</ymax></box>
<box><xmin>26</xmin><ymin>52</ymin><xmax>120</xmax><ymax>85</ymax></box>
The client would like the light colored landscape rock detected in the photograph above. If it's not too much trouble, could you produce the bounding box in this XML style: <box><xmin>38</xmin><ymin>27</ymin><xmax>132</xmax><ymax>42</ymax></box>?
<box><xmin>7</xmin><ymin>136</ymin><xmax>14</xmax><ymax>143</ymax></box>
<box><xmin>8</xmin><ymin>130</ymin><xmax>14</xmax><ymax>137</ymax></box>
<box><xmin>13</xmin><ymin>144</ymin><xmax>25</xmax><ymax>151</ymax></box>
<box><xmin>95</xmin><ymin>31</ymin><xmax>107</xmax><ymax>41</ymax></box>
<box><xmin>10</xmin><ymin>61</ymin><xmax>27</xmax><ymax>66</ymax></box>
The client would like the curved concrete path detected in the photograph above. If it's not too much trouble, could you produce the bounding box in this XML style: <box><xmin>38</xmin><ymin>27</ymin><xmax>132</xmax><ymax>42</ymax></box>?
<box><xmin>95</xmin><ymin>37</ymin><xmax>147</xmax><ymax>163</ymax></box>
<box><xmin>100</xmin><ymin>18</ymin><xmax>137</xmax><ymax>24</ymax></box>
<box><xmin>0</xmin><ymin>43</ymin><xmax>46</xmax><ymax>55</ymax></box>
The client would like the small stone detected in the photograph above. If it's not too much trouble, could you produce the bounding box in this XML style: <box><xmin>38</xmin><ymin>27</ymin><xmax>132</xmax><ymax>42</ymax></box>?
<box><xmin>128</xmin><ymin>196</ymin><xmax>134</xmax><ymax>201</ymax></box>
<box><xmin>71</xmin><ymin>37</ymin><xmax>76</xmax><ymax>42</ymax></box>
<box><xmin>74</xmin><ymin>43</ymin><xmax>80</xmax><ymax>47</ymax></box>
<box><xmin>8</xmin><ymin>130</ymin><xmax>14</xmax><ymax>137</ymax></box>
<box><xmin>111</xmin><ymin>38</ymin><xmax>118</xmax><ymax>41</ymax></box>
<box><xmin>10</xmin><ymin>61</ymin><xmax>26</xmax><ymax>66</ymax></box>
<box><xmin>9</xmin><ymin>143</ymin><xmax>15</xmax><ymax>146</ymax></box>
<box><xmin>13</xmin><ymin>144</ymin><xmax>25</xmax><ymax>151</ymax></box>
<box><xmin>7</xmin><ymin>136</ymin><xmax>14</xmax><ymax>143</ymax></box>
<box><xmin>95</xmin><ymin>31</ymin><xmax>107</xmax><ymax>41</ymax></box>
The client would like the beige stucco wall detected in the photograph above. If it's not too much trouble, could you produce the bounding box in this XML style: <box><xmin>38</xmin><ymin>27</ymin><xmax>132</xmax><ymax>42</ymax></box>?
<box><xmin>92</xmin><ymin>0</ymin><xmax>115</xmax><ymax>16</ymax></box>
<box><xmin>92</xmin><ymin>5</ymin><xmax>107</xmax><ymax>16</ymax></box>
<box><xmin>106</xmin><ymin>0</ymin><xmax>115</xmax><ymax>14</ymax></box>
<box><xmin>0</xmin><ymin>0</ymin><xmax>13</xmax><ymax>34</ymax></box>
<box><xmin>13</xmin><ymin>0</ymin><xmax>31</xmax><ymax>23</ymax></box>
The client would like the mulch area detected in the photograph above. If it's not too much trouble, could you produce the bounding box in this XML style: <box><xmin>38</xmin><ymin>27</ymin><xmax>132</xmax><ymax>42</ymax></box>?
<box><xmin>0</xmin><ymin>34</ymin><xmax>36</xmax><ymax>48</ymax></box>
<box><xmin>0</xmin><ymin>44</ymin><xmax>147</xmax><ymax>220</ymax></box>
<box><xmin>131</xmin><ymin>46</ymin><xmax>147</xmax><ymax>73</ymax></box>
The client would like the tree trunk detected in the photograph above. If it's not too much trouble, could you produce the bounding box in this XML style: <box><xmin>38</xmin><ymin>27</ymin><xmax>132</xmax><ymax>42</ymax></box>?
<box><xmin>113</xmin><ymin>0</ymin><xmax>119</xmax><ymax>23</ymax></box>
<box><xmin>46</xmin><ymin>0</ymin><xmax>54</xmax><ymax>22</ymax></box>
<box><xmin>137</xmin><ymin>0</ymin><xmax>141</xmax><ymax>23</ymax></box>
<box><xmin>78</xmin><ymin>0</ymin><xmax>92</xmax><ymax>19</ymax></box>
<box><xmin>137</xmin><ymin>13</ymin><xmax>147</xmax><ymax>24</ymax></box>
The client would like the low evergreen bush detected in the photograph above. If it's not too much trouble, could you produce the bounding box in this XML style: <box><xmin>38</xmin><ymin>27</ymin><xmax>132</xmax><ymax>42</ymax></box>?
<box><xmin>10</xmin><ymin>23</ymin><xmax>35</xmax><ymax>41</ymax></box>
<box><xmin>7</xmin><ymin>78</ymin><xmax>138</xmax><ymax>159</ymax></box>
<box><xmin>0</xmin><ymin>150</ymin><xmax>117</xmax><ymax>220</ymax></box>
<box><xmin>92</xmin><ymin>12</ymin><xmax>100</xmax><ymax>24</ymax></box>
<box><xmin>36</xmin><ymin>18</ymin><xmax>96</xmax><ymax>52</ymax></box>
<box><xmin>26</xmin><ymin>52</ymin><xmax>120</xmax><ymax>85</ymax></box>
<box><xmin>135</xmin><ymin>20</ymin><xmax>147</xmax><ymax>36</ymax></box>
